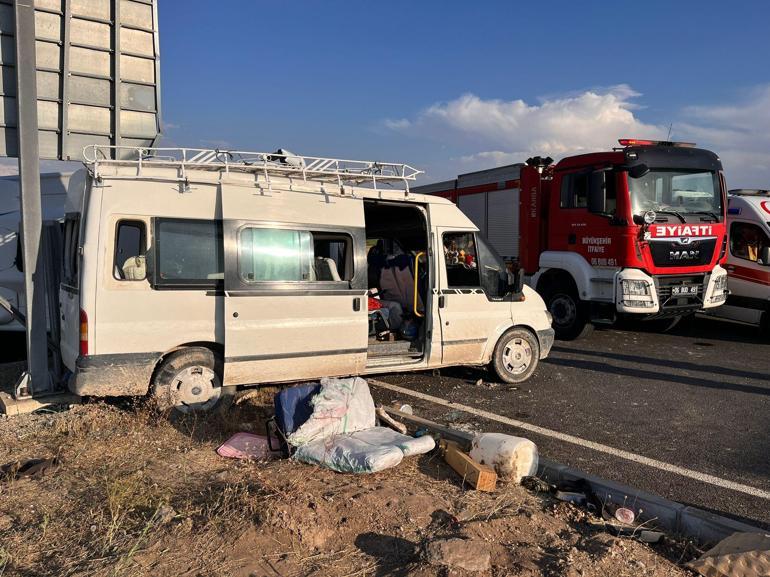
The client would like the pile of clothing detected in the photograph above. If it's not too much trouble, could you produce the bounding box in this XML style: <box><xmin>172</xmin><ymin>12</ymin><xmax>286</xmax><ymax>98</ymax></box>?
<box><xmin>281</xmin><ymin>377</ymin><xmax>435</xmax><ymax>473</ymax></box>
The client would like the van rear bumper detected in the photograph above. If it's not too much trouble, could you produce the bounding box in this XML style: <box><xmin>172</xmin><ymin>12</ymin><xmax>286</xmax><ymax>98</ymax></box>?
<box><xmin>70</xmin><ymin>353</ymin><xmax>160</xmax><ymax>397</ymax></box>
<box><xmin>536</xmin><ymin>328</ymin><xmax>555</xmax><ymax>359</ymax></box>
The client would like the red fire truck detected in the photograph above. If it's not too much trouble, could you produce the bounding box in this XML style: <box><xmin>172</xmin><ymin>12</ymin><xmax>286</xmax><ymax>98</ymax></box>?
<box><xmin>413</xmin><ymin>140</ymin><xmax>730</xmax><ymax>339</ymax></box>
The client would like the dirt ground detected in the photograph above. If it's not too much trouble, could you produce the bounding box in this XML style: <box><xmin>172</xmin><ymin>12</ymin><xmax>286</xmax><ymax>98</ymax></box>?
<box><xmin>0</xmin><ymin>370</ymin><xmax>702</xmax><ymax>576</ymax></box>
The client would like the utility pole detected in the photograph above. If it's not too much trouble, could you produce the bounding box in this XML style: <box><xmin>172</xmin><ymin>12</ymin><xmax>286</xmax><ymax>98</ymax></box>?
<box><xmin>13</xmin><ymin>0</ymin><xmax>50</xmax><ymax>396</ymax></box>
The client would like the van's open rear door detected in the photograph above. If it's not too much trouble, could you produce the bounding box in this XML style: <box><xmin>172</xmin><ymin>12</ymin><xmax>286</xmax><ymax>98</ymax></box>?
<box><xmin>221</xmin><ymin>185</ymin><xmax>368</xmax><ymax>386</ymax></box>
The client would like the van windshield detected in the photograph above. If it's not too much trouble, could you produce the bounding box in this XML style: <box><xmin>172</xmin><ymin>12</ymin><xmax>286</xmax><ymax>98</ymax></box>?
<box><xmin>628</xmin><ymin>169</ymin><xmax>722</xmax><ymax>216</ymax></box>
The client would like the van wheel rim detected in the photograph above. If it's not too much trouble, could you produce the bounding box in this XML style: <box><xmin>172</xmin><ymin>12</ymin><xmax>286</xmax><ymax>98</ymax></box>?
<box><xmin>170</xmin><ymin>365</ymin><xmax>221</xmax><ymax>412</ymax></box>
<box><xmin>502</xmin><ymin>338</ymin><xmax>533</xmax><ymax>375</ymax></box>
<box><xmin>550</xmin><ymin>294</ymin><xmax>577</xmax><ymax>327</ymax></box>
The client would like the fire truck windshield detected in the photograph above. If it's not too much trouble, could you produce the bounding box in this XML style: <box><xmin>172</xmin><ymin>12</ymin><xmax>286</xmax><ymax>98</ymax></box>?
<box><xmin>628</xmin><ymin>169</ymin><xmax>722</xmax><ymax>217</ymax></box>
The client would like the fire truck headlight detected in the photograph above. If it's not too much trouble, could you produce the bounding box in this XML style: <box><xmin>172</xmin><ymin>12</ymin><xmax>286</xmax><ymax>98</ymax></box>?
<box><xmin>710</xmin><ymin>274</ymin><xmax>729</xmax><ymax>303</ymax></box>
<box><xmin>621</xmin><ymin>279</ymin><xmax>651</xmax><ymax>297</ymax></box>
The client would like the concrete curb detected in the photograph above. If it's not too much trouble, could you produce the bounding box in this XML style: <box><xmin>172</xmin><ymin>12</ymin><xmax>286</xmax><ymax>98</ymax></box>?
<box><xmin>538</xmin><ymin>457</ymin><xmax>762</xmax><ymax>545</ymax></box>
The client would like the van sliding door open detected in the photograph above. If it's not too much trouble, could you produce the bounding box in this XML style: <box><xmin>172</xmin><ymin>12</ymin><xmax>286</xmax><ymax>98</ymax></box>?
<box><xmin>221</xmin><ymin>186</ymin><xmax>369</xmax><ymax>386</ymax></box>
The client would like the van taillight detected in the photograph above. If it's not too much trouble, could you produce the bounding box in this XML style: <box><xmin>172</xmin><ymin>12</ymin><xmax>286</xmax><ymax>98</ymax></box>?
<box><xmin>79</xmin><ymin>308</ymin><xmax>88</xmax><ymax>356</ymax></box>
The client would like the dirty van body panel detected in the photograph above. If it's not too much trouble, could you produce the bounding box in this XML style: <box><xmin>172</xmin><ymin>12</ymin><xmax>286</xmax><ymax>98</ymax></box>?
<box><xmin>73</xmin><ymin>352</ymin><xmax>160</xmax><ymax>396</ymax></box>
<box><xmin>222</xmin><ymin>185</ymin><xmax>369</xmax><ymax>386</ymax></box>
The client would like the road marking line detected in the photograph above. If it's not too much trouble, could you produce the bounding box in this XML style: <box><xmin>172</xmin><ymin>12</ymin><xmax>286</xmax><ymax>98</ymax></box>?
<box><xmin>369</xmin><ymin>379</ymin><xmax>770</xmax><ymax>500</ymax></box>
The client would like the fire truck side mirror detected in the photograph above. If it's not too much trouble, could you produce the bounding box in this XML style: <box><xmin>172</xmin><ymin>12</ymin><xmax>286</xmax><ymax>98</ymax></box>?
<box><xmin>588</xmin><ymin>171</ymin><xmax>607</xmax><ymax>214</ymax></box>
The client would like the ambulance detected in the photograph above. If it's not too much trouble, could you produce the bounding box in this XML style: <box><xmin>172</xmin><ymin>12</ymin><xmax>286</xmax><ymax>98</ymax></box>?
<box><xmin>709</xmin><ymin>189</ymin><xmax>770</xmax><ymax>332</ymax></box>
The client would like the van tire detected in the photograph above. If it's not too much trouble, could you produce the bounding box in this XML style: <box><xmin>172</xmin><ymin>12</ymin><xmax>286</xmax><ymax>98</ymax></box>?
<box><xmin>152</xmin><ymin>347</ymin><xmax>234</xmax><ymax>414</ymax></box>
<box><xmin>543</xmin><ymin>285</ymin><xmax>592</xmax><ymax>341</ymax></box>
<box><xmin>490</xmin><ymin>328</ymin><xmax>540</xmax><ymax>384</ymax></box>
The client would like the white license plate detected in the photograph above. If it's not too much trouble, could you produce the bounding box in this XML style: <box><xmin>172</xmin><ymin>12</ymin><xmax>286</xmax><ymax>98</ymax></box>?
<box><xmin>672</xmin><ymin>285</ymin><xmax>698</xmax><ymax>295</ymax></box>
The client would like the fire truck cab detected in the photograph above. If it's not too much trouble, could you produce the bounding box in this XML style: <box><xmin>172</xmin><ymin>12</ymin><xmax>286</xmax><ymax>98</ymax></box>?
<box><xmin>414</xmin><ymin>140</ymin><xmax>730</xmax><ymax>339</ymax></box>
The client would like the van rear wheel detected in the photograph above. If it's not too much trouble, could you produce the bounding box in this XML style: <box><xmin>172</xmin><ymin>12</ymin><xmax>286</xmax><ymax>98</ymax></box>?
<box><xmin>152</xmin><ymin>348</ymin><xmax>233</xmax><ymax>414</ymax></box>
<box><xmin>490</xmin><ymin>328</ymin><xmax>540</xmax><ymax>384</ymax></box>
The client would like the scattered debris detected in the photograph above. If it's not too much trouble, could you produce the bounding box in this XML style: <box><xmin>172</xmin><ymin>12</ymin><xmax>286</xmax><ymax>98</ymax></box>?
<box><xmin>423</xmin><ymin>538</ymin><xmax>491</xmax><ymax>572</ymax></box>
<box><xmin>469</xmin><ymin>432</ymin><xmax>538</xmax><ymax>483</ymax></box>
<box><xmin>443</xmin><ymin>440</ymin><xmax>497</xmax><ymax>492</ymax></box>
<box><xmin>687</xmin><ymin>531</ymin><xmax>770</xmax><ymax>577</ymax></box>
<box><xmin>375</xmin><ymin>406</ymin><xmax>408</xmax><ymax>434</ymax></box>
<box><xmin>276</xmin><ymin>378</ymin><xmax>435</xmax><ymax>473</ymax></box>
<box><xmin>0</xmin><ymin>456</ymin><xmax>59</xmax><ymax>481</ymax></box>
<box><xmin>216</xmin><ymin>432</ymin><xmax>280</xmax><ymax>461</ymax></box>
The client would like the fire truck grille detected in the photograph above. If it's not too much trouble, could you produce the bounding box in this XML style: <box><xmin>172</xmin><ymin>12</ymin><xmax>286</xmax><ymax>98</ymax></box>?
<box><xmin>655</xmin><ymin>275</ymin><xmax>706</xmax><ymax>310</ymax></box>
<box><xmin>648</xmin><ymin>238</ymin><xmax>717</xmax><ymax>268</ymax></box>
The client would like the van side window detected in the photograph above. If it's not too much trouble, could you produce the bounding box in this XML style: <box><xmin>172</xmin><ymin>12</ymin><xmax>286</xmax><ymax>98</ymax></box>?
<box><xmin>155</xmin><ymin>219</ymin><xmax>223</xmax><ymax>287</ymax></box>
<box><xmin>560</xmin><ymin>173</ymin><xmax>589</xmax><ymax>208</ymax></box>
<box><xmin>443</xmin><ymin>232</ymin><xmax>480</xmax><ymax>287</ymax></box>
<box><xmin>114</xmin><ymin>220</ymin><xmax>147</xmax><ymax>281</ymax></box>
<box><xmin>730</xmin><ymin>222</ymin><xmax>770</xmax><ymax>263</ymax></box>
<box><xmin>238</xmin><ymin>227</ymin><xmax>353</xmax><ymax>282</ymax></box>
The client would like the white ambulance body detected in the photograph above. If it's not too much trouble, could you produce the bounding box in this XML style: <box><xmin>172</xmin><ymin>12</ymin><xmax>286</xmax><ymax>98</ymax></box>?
<box><xmin>709</xmin><ymin>189</ymin><xmax>770</xmax><ymax>330</ymax></box>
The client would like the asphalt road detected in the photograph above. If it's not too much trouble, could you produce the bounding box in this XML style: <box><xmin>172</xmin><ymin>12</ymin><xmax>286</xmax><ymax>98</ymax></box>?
<box><xmin>372</xmin><ymin>315</ymin><xmax>770</xmax><ymax>530</ymax></box>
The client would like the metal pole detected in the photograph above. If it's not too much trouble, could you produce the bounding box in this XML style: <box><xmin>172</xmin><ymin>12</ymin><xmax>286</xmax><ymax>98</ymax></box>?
<box><xmin>14</xmin><ymin>0</ymin><xmax>50</xmax><ymax>397</ymax></box>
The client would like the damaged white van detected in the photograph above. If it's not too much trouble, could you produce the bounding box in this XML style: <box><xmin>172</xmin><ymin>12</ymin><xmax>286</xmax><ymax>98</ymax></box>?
<box><xmin>60</xmin><ymin>146</ymin><xmax>554</xmax><ymax>412</ymax></box>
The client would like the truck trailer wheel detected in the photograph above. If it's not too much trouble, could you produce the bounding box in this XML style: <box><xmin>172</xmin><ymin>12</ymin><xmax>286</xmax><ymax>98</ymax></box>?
<box><xmin>152</xmin><ymin>347</ymin><xmax>234</xmax><ymax>414</ymax></box>
<box><xmin>543</xmin><ymin>287</ymin><xmax>592</xmax><ymax>340</ymax></box>
<box><xmin>490</xmin><ymin>328</ymin><xmax>540</xmax><ymax>384</ymax></box>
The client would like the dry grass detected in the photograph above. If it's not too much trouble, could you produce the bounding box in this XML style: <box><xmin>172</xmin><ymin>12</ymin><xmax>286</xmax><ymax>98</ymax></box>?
<box><xmin>0</xmin><ymin>392</ymin><xmax>695</xmax><ymax>577</ymax></box>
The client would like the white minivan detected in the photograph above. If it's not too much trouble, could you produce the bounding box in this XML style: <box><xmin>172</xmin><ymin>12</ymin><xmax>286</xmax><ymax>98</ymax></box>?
<box><xmin>60</xmin><ymin>146</ymin><xmax>554</xmax><ymax>412</ymax></box>
<box><xmin>709</xmin><ymin>189</ymin><xmax>770</xmax><ymax>333</ymax></box>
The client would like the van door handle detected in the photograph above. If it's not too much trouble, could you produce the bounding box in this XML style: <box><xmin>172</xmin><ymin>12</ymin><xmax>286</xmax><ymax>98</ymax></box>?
<box><xmin>353</xmin><ymin>297</ymin><xmax>361</xmax><ymax>312</ymax></box>
<box><xmin>438</xmin><ymin>295</ymin><xmax>446</xmax><ymax>308</ymax></box>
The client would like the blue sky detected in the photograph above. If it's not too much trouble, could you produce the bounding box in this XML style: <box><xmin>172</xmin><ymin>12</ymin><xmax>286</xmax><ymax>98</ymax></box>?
<box><xmin>157</xmin><ymin>1</ymin><xmax>769</xmax><ymax>185</ymax></box>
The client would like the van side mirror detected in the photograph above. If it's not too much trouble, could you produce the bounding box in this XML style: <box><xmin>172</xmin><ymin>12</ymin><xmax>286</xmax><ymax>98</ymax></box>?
<box><xmin>588</xmin><ymin>170</ymin><xmax>607</xmax><ymax>214</ymax></box>
<box><xmin>760</xmin><ymin>246</ymin><xmax>770</xmax><ymax>266</ymax></box>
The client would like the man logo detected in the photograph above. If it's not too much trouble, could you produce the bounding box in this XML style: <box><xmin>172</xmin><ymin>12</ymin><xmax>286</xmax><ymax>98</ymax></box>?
<box><xmin>679</xmin><ymin>237</ymin><xmax>692</xmax><ymax>245</ymax></box>
<box><xmin>670</xmin><ymin>249</ymin><xmax>700</xmax><ymax>260</ymax></box>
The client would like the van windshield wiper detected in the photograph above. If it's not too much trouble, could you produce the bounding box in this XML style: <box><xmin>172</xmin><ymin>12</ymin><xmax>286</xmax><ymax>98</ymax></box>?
<box><xmin>654</xmin><ymin>209</ymin><xmax>687</xmax><ymax>223</ymax></box>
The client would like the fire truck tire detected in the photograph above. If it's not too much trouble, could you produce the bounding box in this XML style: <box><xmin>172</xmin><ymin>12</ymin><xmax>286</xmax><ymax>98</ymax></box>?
<box><xmin>152</xmin><ymin>347</ymin><xmax>235</xmax><ymax>415</ymax></box>
<box><xmin>490</xmin><ymin>327</ymin><xmax>540</xmax><ymax>384</ymax></box>
<box><xmin>543</xmin><ymin>287</ymin><xmax>592</xmax><ymax>340</ymax></box>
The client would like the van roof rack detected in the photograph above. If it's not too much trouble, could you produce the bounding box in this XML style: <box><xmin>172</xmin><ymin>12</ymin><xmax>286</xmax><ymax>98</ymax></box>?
<box><xmin>83</xmin><ymin>145</ymin><xmax>423</xmax><ymax>189</ymax></box>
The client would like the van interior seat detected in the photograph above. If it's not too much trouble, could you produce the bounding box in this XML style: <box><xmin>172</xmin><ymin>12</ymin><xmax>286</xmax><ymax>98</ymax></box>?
<box><xmin>121</xmin><ymin>256</ymin><xmax>146</xmax><ymax>280</ymax></box>
<box><xmin>314</xmin><ymin>257</ymin><xmax>341</xmax><ymax>281</ymax></box>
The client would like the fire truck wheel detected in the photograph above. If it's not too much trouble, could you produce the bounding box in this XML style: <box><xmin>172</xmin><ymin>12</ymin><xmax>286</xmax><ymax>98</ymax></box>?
<box><xmin>491</xmin><ymin>328</ymin><xmax>540</xmax><ymax>384</ymax></box>
<box><xmin>152</xmin><ymin>347</ymin><xmax>234</xmax><ymax>415</ymax></box>
<box><xmin>544</xmin><ymin>289</ymin><xmax>592</xmax><ymax>340</ymax></box>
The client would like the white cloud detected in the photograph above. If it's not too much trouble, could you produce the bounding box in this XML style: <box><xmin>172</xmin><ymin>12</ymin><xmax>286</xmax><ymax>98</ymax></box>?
<box><xmin>388</xmin><ymin>85</ymin><xmax>667</xmax><ymax>176</ymax></box>
<box><xmin>386</xmin><ymin>84</ymin><xmax>770</xmax><ymax>186</ymax></box>
<box><xmin>676</xmin><ymin>85</ymin><xmax>770</xmax><ymax>187</ymax></box>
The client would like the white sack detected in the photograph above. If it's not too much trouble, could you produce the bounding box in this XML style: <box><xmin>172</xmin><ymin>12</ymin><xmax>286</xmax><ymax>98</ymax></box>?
<box><xmin>469</xmin><ymin>433</ymin><xmax>538</xmax><ymax>483</ymax></box>
<box><xmin>293</xmin><ymin>426</ymin><xmax>435</xmax><ymax>474</ymax></box>
<box><xmin>288</xmin><ymin>377</ymin><xmax>375</xmax><ymax>447</ymax></box>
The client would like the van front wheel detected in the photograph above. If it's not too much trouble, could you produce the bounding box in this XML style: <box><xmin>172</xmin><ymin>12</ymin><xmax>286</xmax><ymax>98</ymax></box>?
<box><xmin>490</xmin><ymin>328</ymin><xmax>540</xmax><ymax>384</ymax></box>
<box><xmin>152</xmin><ymin>348</ymin><xmax>233</xmax><ymax>414</ymax></box>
